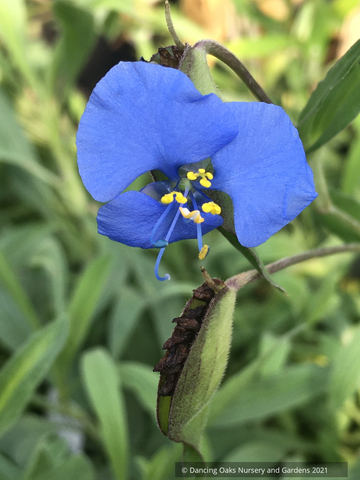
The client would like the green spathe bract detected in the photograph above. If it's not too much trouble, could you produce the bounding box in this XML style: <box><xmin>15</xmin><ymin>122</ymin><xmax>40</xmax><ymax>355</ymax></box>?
<box><xmin>157</xmin><ymin>282</ymin><xmax>237</xmax><ymax>459</ymax></box>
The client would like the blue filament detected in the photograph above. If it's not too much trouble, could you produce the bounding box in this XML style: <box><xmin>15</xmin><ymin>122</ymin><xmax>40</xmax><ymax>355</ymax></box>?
<box><xmin>150</xmin><ymin>202</ymin><xmax>174</xmax><ymax>247</ymax></box>
<box><xmin>189</xmin><ymin>193</ymin><xmax>203</xmax><ymax>252</ymax></box>
<box><xmin>153</xmin><ymin>187</ymin><xmax>189</xmax><ymax>281</ymax></box>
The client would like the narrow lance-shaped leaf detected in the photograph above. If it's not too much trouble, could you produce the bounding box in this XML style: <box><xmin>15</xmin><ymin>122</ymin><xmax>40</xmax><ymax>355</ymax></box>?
<box><xmin>57</xmin><ymin>255</ymin><xmax>111</xmax><ymax>372</ymax></box>
<box><xmin>329</xmin><ymin>324</ymin><xmax>360</xmax><ymax>411</ymax></box>
<box><xmin>81</xmin><ymin>348</ymin><xmax>129</xmax><ymax>480</ymax></box>
<box><xmin>298</xmin><ymin>39</ymin><xmax>360</xmax><ymax>153</ymax></box>
<box><xmin>0</xmin><ymin>316</ymin><xmax>69</xmax><ymax>437</ymax></box>
<box><xmin>155</xmin><ymin>278</ymin><xmax>236</xmax><ymax>459</ymax></box>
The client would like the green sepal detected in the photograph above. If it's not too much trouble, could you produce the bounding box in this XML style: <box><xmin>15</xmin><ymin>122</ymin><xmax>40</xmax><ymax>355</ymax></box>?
<box><xmin>156</xmin><ymin>280</ymin><xmax>236</xmax><ymax>458</ymax></box>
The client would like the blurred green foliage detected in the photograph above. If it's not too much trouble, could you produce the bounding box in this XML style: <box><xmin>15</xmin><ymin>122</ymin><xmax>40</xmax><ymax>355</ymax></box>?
<box><xmin>0</xmin><ymin>0</ymin><xmax>360</xmax><ymax>479</ymax></box>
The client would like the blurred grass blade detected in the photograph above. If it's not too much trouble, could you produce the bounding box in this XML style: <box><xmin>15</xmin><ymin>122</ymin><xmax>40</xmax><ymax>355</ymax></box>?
<box><xmin>208</xmin><ymin>333</ymin><xmax>306</xmax><ymax>423</ymax></box>
<box><xmin>317</xmin><ymin>189</ymin><xmax>360</xmax><ymax>242</ymax></box>
<box><xmin>0</xmin><ymin>316</ymin><xmax>69</xmax><ymax>437</ymax></box>
<box><xmin>329</xmin><ymin>325</ymin><xmax>360</xmax><ymax>410</ymax></box>
<box><xmin>51</xmin><ymin>1</ymin><xmax>96</xmax><ymax>100</ymax></box>
<box><xmin>209</xmin><ymin>365</ymin><xmax>328</xmax><ymax>427</ymax></box>
<box><xmin>0</xmin><ymin>453</ymin><xmax>20</xmax><ymax>480</ymax></box>
<box><xmin>0</xmin><ymin>89</ymin><xmax>57</xmax><ymax>184</ymax></box>
<box><xmin>108</xmin><ymin>287</ymin><xmax>146</xmax><ymax>358</ymax></box>
<box><xmin>118</xmin><ymin>362</ymin><xmax>158</xmax><ymax>418</ymax></box>
<box><xmin>0</xmin><ymin>248</ymin><xmax>40</xmax><ymax>330</ymax></box>
<box><xmin>0</xmin><ymin>0</ymin><xmax>35</xmax><ymax>86</ymax></box>
<box><xmin>47</xmin><ymin>456</ymin><xmax>95</xmax><ymax>480</ymax></box>
<box><xmin>136</xmin><ymin>444</ymin><xmax>182</xmax><ymax>480</ymax></box>
<box><xmin>298</xmin><ymin>39</ymin><xmax>360</xmax><ymax>153</ymax></box>
<box><xmin>0</xmin><ymin>289</ymin><xmax>33</xmax><ymax>351</ymax></box>
<box><xmin>30</xmin><ymin>236</ymin><xmax>69</xmax><ymax>318</ymax></box>
<box><xmin>58</xmin><ymin>255</ymin><xmax>111</xmax><ymax>370</ymax></box>
<box><xmin>81</xmin><ymin>348</ymin><xmax>129</xmax><ymax>480</ymax></box>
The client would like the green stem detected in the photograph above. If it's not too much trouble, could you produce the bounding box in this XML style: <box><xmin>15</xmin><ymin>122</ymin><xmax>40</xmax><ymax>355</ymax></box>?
<box><xmin>195</xmin><ymin>40</ymin><xmax>273</xmax><ymax>103</ymax></box>
<box><xmin>226</xmin><ymin>243</ymin><xmax>360</xmax><ymax>291</ymax></box>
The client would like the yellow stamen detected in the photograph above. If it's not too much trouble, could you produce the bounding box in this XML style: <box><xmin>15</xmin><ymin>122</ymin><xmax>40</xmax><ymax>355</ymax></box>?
<box><xmin>199</xmin><ymin>178</ymin><xmax>212</xmax><ymax>188</ymax></box>
<box><xmin>186</xmin><ymin>169</ymin><xmax>213</xmax><ymax>188</ymax></box>
<box><xmin>199</xmin><ymin>245</ymin><xmax>209</xmax><ymax>260</ymax></box>
<box><xmin>161</xmin><ymin>191</ymin><xmax>187</xmax><ymax>204</ymax></box>
<box><xmin>201</xmin><ymin>202</ymin><xmax>221</xmax><ymax>215</ymax></box>
<box><xmin>186</xmin><ymin>172</ymin><xmax>198</xmax><ymax>181</ymax></box>
<box><xmin>179</xmin><ymin>207</ymin><xmax>204</xmax><ymax>224</ymax></box>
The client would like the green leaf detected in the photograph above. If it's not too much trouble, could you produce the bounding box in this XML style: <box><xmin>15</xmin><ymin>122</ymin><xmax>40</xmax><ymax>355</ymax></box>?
<box><xmin>218</xmin><ymin>227</ymin><xmax>286</xmax><ymax>293</ymax></box>
<box><xmin>210</xmin><ymin>365</ymin><xmax>328</xmax><ymax>427</ymax></box>
<box><xmin>46</xmin><ymin>456</ymin><xmax>95</xmax><ymax>480</ymax></box>
<box><xmin>298</xmin><ymin>39</ymin><xmax>360</xmax><ymax>153</ymax></box>
<box><xmin>317</xmin><ymin>190</ymin><xmax>360</xmax><ymax>242</ymax></box>
<box><xmin>0</xmin><ymin>288</ymin><xmax>33</xmax><ymax>351</ymax></box>
<box><xmin>0</xmin><ymin>452</ymin><xmax>20</xmax><ymax>480</ymax></box>
<box><xmin>224</xmin><ymin>441</ymin><xmax>286</xmax><ymax>462</ymax></box>
<box><xmin>58</xmin><ymin>255</ymin><xmax>111</xmax><ymax>371</ymax></box>
<box><xmin>208</xmin><ymin>333</ymin><xmax>293</xmax><ymax>423</ymax></box>
<box><xmin>0</xmin><ymin>89</ymin><xmax>57</xmax><ymax>185</ymax></box>
<box><xmin>81</xmin><ymin>348</ymin><xmax>129</xmax><ymax>480</ymax></box>
<box><xmin>108</xmin><ymin>287</ymin><xmax>146</xmax><ymax>358</ymax></box>
<box><xmin>341</xmin><ymin>116</ymin><xmax>360</xmax><ymax>196</ymax></box>
<box><xmin>22</xmin><ymin>435</ymin><xmax>69</xmax><ymax>480</ymax></box>
<box><xmin>0</xmin><ymin>316</ymin><xmax>69</xmax><ymax>437</ymax></box>
<box><xmin>118</xmin><ymin>362</ymin><xmax>158</xmax><ymax>418</ymax></box>
<box><xmin>329</xmin><ymin>325</ymin><xmax>360</xmax><ymax>410</ymax></box>
<box><xmin>162</xmin><ymin>284</ymin><xmax>237</xmax><ymax>455</ymax></box>
<box><xmin>51</xmin><ymin>1</ymin><xmax>96</xmax><ymax>99</ymax></box>
<box><xmin>136</xmin><ymin>444</ymin><xmax>182</xmax><ymax>480</ymax></box>
<box><xmin>0</xmin><ymin>0</ymin><xmax>35</xmax><ymax>85</ymax></box>
<box><xmin>30</xmin><ymin>236</ymin><xmax>69</xmax><ymax>318</ymax></box>
<box><xmin>0</xmin><ymin>248</ymin><xmax>40</xmax><ymax>330</ymax></box>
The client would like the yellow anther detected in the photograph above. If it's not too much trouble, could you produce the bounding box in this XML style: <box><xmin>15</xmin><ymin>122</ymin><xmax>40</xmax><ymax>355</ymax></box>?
<box><xmin>179</xmin><ymin>207</ymin><xmax>204</xmax><ymax>224</ymax></box>
<box><xmin>186</xmin><ymin>172</ymin><xmax>198</xmax><ymax>181</ymax></box>
<box><xmin>174</xmin><ymin>192</ymin><xmax>187</xmax><ymax>204</ymax></box>
<box><xmin>161</xmin><ymin>191</ymin><xmax>187</xmax><ymax>204</ymax></box>
<box><xmin>198</xmin><ymin>244</ymin><xmax>209</xmax><ymax>260</ymax></box>
<box><xmin>202</xmin><ymin>202</ymin><xmax>221</xmax><ymax>215</ymax></box>
<box><xmin>199</xmin><ymin>178</ymin><xmax>212</xmax><ymax>188</ymax></box>
<box><xmin>160</xmin><ymin>193</ymin><xmax>174</xmax><ymax>204</ymax></box>
<box><xmin>186</xmin><ymin>169</ymin><xmax>213</xmax><ymax>188</ymax></box>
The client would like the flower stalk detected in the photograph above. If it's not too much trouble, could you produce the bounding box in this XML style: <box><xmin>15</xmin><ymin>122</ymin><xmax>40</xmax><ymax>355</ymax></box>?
<box><xmin>226</xmin><ymin>242</ymin><xmax>360</xmax><ymax>291</ymax></box>
<box><xmin>194</xmin><ymin>40</ymin><xmax>273</xmax><ymax>104</ymax></box>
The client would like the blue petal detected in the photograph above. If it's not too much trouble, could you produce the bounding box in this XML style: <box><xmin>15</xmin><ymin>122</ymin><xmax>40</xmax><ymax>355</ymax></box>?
<box><xmin>97</xmin><ymin>190</ymin><xmax>223</xmax><ymax>248</ymax></box>
<box><xmin>77</xmin><ymin>62</ymin><xmax>238</xmax><ymax>202</ymax></box>
<box><xmin>210</xmin><ymin>102</ymin><xmax>317</xmax><ymax>247</ymax></box>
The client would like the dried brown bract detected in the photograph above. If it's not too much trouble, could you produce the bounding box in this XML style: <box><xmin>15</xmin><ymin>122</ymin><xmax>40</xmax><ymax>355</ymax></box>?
<box><xmin>149</xmin><ymin>45</ymin><xmax>184</xmax><ymax>69</ymax></box>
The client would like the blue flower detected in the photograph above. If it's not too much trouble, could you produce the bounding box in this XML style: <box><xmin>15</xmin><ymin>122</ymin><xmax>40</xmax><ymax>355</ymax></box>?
<box><xmin>77</xmin><ymin>61</ymin><xmax>317</xmax><ymax>280</ymax></box>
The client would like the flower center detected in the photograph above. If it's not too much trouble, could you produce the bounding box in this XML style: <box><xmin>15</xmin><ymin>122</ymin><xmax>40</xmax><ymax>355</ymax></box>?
<box><xmin>151</xmin><ymin>169</ymin><xmax>221</xmax><ymax>281</ymax></box>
